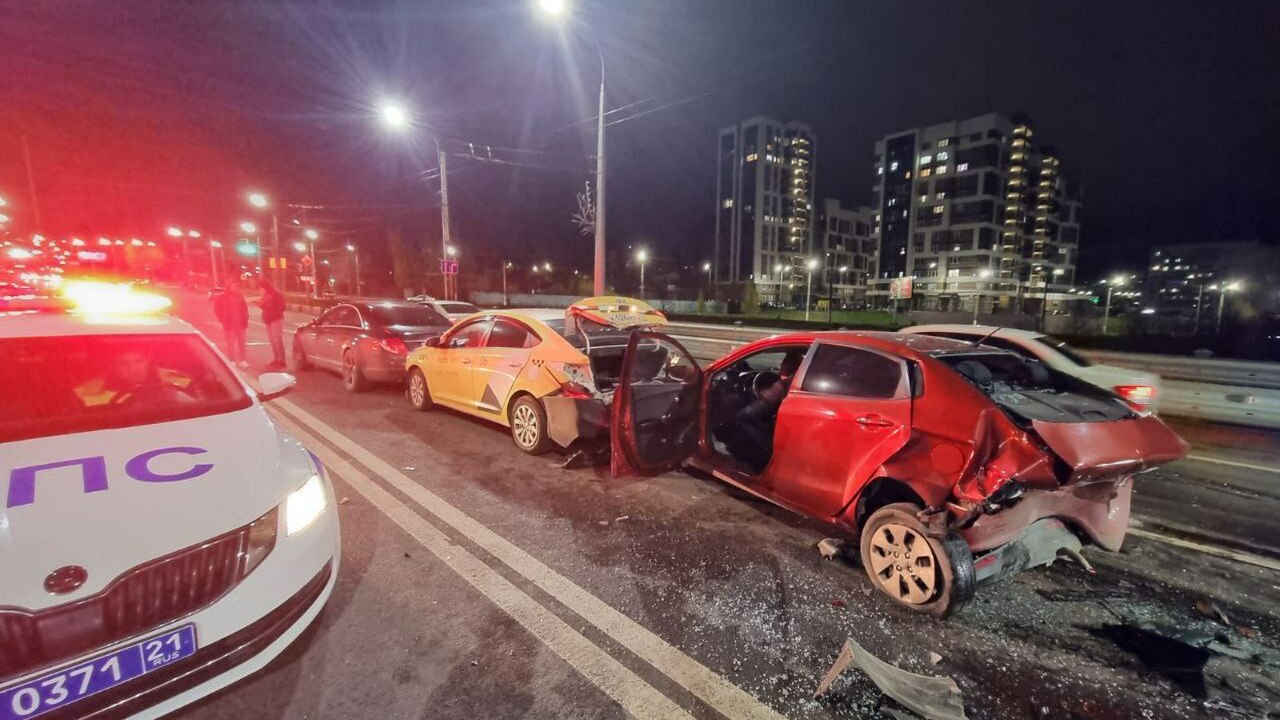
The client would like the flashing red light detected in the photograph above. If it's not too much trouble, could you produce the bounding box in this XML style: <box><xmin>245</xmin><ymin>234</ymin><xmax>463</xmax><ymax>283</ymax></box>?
<box><xmin>1113</xmin><ymin>385</ymin><xmax>1156</xmax><ymax>407</ymax></box>
<box><xmin>61</xmin><ymin>280</ymin><xmax>173</xmax><ymax>315</ymax></box>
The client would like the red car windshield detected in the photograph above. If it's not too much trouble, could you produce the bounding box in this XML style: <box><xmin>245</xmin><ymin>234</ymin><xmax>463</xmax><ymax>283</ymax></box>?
<box><xmin>0</xmin><ymin>333</ymin><xmax>251</xmax><ymax>443</ymax></box>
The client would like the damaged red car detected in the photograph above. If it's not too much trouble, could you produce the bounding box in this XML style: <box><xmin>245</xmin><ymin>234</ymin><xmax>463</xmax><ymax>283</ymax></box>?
<box><xmin>609</xmin><ymin>330</ymin><xmax>1188</xmax><ymax>615</ymax></box>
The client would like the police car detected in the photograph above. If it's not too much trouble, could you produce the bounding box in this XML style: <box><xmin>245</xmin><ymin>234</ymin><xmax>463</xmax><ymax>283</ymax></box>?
<box><xmin>0</xmin><ymin>282</ymin><xmax>340</xmax><ymax>720</ymax></box>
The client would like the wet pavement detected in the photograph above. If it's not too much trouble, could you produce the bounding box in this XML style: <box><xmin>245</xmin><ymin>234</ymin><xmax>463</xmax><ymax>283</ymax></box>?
<box><xmin>171</xmin><ymin>291</ymin><xmax>1280</xmax><ymax>720</ymax></box>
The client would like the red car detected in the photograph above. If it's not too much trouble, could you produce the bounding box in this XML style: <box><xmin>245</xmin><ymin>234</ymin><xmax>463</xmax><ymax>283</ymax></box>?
<box><xmin>609</xmin><ymin>330</ymin><xmax>1188</xmax><ymax>615</ymax></box>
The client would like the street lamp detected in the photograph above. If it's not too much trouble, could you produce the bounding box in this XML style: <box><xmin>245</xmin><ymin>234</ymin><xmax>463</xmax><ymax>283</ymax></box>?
<box><xmin>536</xmin><ymin>0</ymin><xmax>607</xmax><ymax>296</ymax></box>
<box><xmin>502</xmin><ymin>261</ymin><xmax>513</xmax><ymax>306</ymax></box>
<box><xmin>245</xmin><ymin>193</ymin><xmax>281</xmax><ymax>285</ymax></box>
<box><xmin>1102</xmin><ymin>274</ymin><xmax>1126</xmax><ymax>335</ymax></box>
<box><xmin>636</xmin><ymin>249</ymin><xmax>648</xmax><ymax>297</ymax></box>
<box><xmin>209</xmin><ymin>240</ymin><xmax>224</xmax><ymax>286</ymax></box>
<box><xmin>293</xmin><ymin>242</ymin><xmax>307</xmax><ymax>252</ymax></box>
<box><xmin>346</xmin><ymin>243</ymin><xmax>361</xmax><ymax>297</ymax></box>
<box><xmin>974</xmin><ymin>268</ymin><xmax>993</xmax><ymax>325</ymax></box>
<box><xmin>1215</xmin><ymin>280</ymin><xmax>1243</xmax><ymax>333</ymax></box>
<box><xmin>804</xmin><ymin>258</ymin><xmax>819</xmax><ymax>321</ymax></box>
<box><xmin>378</xmin><ymin>100</ymin><xmax>455</xmax><ymax>300</ymax></box>
<box><xmin>702</xmin><ymin>261</ymin><xmax>712</xmax><ymax>293</ymax></box>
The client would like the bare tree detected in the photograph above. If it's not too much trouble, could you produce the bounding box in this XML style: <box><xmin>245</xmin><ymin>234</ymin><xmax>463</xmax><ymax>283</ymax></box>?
<box><xmin>571</xmin><ymin>180</ymin><xmax>595</xmax><ymax>236</ymax></box>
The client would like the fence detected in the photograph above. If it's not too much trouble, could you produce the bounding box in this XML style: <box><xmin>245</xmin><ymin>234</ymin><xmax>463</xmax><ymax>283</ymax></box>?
<box><xmin>468</xmin><ymin>292</ymin><xmax>727</xmax><ymax>315</ymax></box>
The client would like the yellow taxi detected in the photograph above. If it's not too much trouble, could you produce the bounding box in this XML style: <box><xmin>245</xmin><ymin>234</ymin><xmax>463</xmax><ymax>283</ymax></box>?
<box><xmin>403</xmin><ymin>296</ymin><xmax>667</xmax><ymax>454</ymax></box>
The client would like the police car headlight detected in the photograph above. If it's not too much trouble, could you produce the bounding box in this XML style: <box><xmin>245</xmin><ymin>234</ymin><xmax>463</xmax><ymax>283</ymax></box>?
<box><xmin>285</xmin><ymin>475</ymin><xmax>328</xmax><ymax>536</ymax></box>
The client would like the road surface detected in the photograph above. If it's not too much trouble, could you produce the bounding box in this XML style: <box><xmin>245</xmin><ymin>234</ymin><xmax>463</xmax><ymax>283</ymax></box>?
<box><xmin>169</xmin><ymin>291</ymin><xmax>1280</xmax><ymax>720</ymax></box>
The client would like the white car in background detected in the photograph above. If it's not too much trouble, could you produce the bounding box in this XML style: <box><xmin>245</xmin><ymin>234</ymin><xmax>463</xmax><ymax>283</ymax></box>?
<box><xmin>901</xmin><ymin>324</ymin><xmax>1161</xmax><ymax>411</ymax></box>
<box><xmin>408</xmin><ymin>295</ymin><xmax>479</xmax><ymax>322</ymax></box>
<box><xmin>0</xmin><ymin>285</ymin><xmax>339</xmax><ymax>720</ymax></box>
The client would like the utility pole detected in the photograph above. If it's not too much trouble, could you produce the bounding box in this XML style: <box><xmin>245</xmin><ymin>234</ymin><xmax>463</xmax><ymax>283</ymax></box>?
<box><xmin>438</xmin><ymin>145</ymin><xmax>453</xmax><ymax>301</ymax></box>
<box><xmin>593</xmin><ymin>58</ymin><xmax>607</xmax><ymax>296</ymax></box>
<box><xmin>271</xmin><ymin>213</ymin><xmax>281</xmax><ymax>288</ymax></box>
<box><xmin>502</xmin><ymin>261</ymin><xmax>510</xmax><ymax>306</ymax></box>
<box><xmin>1103</xmin><ymin>285</ymin><xmax>1115</xmax><ymax>335</ymax></box>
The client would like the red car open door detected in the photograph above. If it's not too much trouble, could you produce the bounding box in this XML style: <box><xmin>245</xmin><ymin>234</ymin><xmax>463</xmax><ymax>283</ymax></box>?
<box><xmin>610</xmin><ymin>331</ymin><xmax>703</xmax><ymax>476</ymax></box>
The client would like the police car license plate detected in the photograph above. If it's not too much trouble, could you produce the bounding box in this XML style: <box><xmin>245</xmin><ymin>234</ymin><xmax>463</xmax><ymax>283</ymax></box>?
<box><xmin>0</xmin><ymin>624</ymin><xmax>197</xmax><ymax>720</ymax></box>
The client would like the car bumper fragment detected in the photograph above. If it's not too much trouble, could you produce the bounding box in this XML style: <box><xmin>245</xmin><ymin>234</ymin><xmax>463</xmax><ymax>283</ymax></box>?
<box><xmin>543</xmin><ymin>396</ymin><xmax>609</xmax><ymax>448</ymax></box>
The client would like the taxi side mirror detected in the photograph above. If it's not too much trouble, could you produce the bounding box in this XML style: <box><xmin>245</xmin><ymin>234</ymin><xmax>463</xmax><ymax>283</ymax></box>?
<box><xmin>425</xmin><ymin>336</ymin><xmax>443</xmax><ymax>348</ymax></box>
<box><xmin>258</xmin><ymin>372</ymin><xmax>297</xmax><ymax>401</ymax></box>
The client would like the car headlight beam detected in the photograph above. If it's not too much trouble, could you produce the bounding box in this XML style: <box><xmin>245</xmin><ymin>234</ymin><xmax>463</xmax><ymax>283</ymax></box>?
<box><xmin>285</xmin><ymin>474</ymin><xmax>328</xmax><ymax>536</ymax></box>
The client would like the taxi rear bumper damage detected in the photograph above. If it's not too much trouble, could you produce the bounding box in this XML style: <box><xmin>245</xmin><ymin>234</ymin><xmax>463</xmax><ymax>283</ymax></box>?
<box><xmin>543</xmin><ymin>395</ymin><xmax>610</xmax><ymax>449</ymax></box>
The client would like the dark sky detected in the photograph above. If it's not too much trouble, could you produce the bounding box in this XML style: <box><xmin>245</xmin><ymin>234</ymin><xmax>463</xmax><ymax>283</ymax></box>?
<box><xmin>2</xmin><ymin>0</ymin><xmax>1278</xmax><ymax>279</ymax></box>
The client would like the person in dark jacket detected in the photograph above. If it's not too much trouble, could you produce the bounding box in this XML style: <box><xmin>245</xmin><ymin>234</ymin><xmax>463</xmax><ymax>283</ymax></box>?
<box><xmin>213</xmin><ymin>277</ymin><xmax>250</xmax><ymax>368</ymax></box>
<box><xmin>257</xmin><ymin>278</ymin><xmax>287</xmax><ymax>370</ymax></box>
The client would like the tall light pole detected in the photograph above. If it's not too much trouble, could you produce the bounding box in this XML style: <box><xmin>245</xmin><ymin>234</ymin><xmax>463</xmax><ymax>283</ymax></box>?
<box><xmin>1040</xmin><ymin>267</ymin><xmax>1065</xmax><ymax>330</ymax></box>
<box><xmin>304</xmin><ymin>228</ymin><xmax>319</xmax><ymax>297</ymax></box>
<box><xmin>378</xmin><ymin>100</ymin><xmax>454</xmax><ymax>300</ymax></box>
<box><xmin>247</xmin><ymin>192</ymin><xmax>281</xmax><ymax>286</ymax></box>
<box><xmin>536</xmin><ymin>0</ymin><xmax>606</xmax><ymax>295</ymax></box>
<box><xmin>804</xmin><ymin>258</ymin><xmax>818</xmax><ymax>321</ymax></box>
<box><xmin>346</xmin><ymin>243</ymin><xmax>361</xmax><ymax>297</ymax></box>
<box><xmin>636</xmin><ymin>249</ymin><xmax>648</xmax><ymax>297</ymax></box>
<box><xmin>702</xmin><ymin>261</ymin><xmax>712</xmax><ymax>294</ymax></box>
<box><xmin>1102</xmin><ymin>274</ymin><xmax>1126</xmax><ymax>335</ymax></box>
<box><xmin>239</xmin><ymin>221</ymin><xmax>261</xmax><ymax>275</ymax></box>
<box><xmin>974</xmin><ymin>267</ymin><xmax>993</xmax><ymax>325</ymax></box>
<box><xmin>209</xmin><ymin>240</ymin><xmax>223</xmax><ymax>287</ymax></box>
<box><xmin>1215</xmin><ymin>280</ymin><xmax>1242</xmax><ymax>334</ymax></box>
<box><xmin>502</xmin><ymin>261</ymin><xmax>513</xmax><ymax>306</ymax></box>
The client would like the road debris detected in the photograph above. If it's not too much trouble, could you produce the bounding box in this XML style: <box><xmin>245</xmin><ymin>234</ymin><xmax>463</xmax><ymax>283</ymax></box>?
<box><xmin>1091</xmin><ymin>624</ymin><xmax>1209</xmax><ymax>698</ymax></box>
<box><xmin>816</xmin><ymin>538</ymin><xmax>845</xmax><ymax>559</ymax></box>
<box><xmin>1193</xmin><ymin>598</ymin><xmax>1230</xmax><ymax>626</ymax></box>
<box><xmin>614</xmin><ymin>515</ymin><xmax>630</xmax><ymax>522</ymax></box>
<box><xmin>830</xmin><ymin>599</ymin><xmax>847</xmax><ymax>608</ymax></box>
<box><xmin>929</xmin><ymin>652</ymin><xmax>943</xmax><ymax>666</ymax></box>
<box><xmin>814</xmin><ymin>637</ymin><xmax>967</xmax><ymax>720</ymax></box>
<box><xmin>338</xmin><ymin>496</ymin><xmax>350</xmax><ymax>505</ymax></box>
<box><xmin>1034</xmin><ymin>587</ymin><xmax>1130</xmax><ymax>602</ymax></box>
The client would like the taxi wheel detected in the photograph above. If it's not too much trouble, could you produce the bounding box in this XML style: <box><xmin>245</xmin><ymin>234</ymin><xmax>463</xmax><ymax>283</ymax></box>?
<box><xmin>292</xmin><ymin>338</ymin><xmax>313</xmax><ymax>371</ymax></box>
<box><xmin>858</xmin><ymin>503</ymin><xmax>974</xmax><ymax>617</ymax></box>
<box><xmin>407</xmin><ymin>368</ymin><xmax>433</xmax><ymax>411</ymax></box>
<box><xmin>342</xmin><ymin>351</ymin><xmax>369</xmax><ymax>393</ymax></box>
<box><xmin>510</xmin><ymin>396</ymin><xmax>552</xmax><ymax>455</ymax></box>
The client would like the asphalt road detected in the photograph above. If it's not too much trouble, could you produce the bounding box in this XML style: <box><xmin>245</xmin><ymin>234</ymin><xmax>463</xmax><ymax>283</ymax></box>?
<box><xmin>169</xmin><ymin>291</ymin><xmax>1280</xmax><ymax>720</ymax></box>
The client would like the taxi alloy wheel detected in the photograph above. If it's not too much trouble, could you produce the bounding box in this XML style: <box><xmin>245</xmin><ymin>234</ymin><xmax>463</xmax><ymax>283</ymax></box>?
<box><xmin>407</xmin><ymin>368</ymin><xmax>433</xmax><ymax>411</ymax></box>
<box><xmin>858</xmin><ymin>502</ymin><xmax>973</xmax><ymax>617</ymax></box>
<box><xmin>510</xmin><ymin>396</ymin><xmax>552</xmax><ymax>455</ymax></box>
<box><xmin>342</xmin><ymin>351</ymin><xmax>368</xmax><ymax>393</ymax></box>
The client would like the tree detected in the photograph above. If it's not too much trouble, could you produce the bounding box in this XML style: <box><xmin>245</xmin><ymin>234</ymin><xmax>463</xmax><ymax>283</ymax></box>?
<box><xmin>696</xmin><ymin>289</ymin><xmax>706</xmax><ymax>314</ymax></box>
<box><xmin>741</xmin><ymin>282</ymin><xmax>761</xmax><ymax>315</ymax></box>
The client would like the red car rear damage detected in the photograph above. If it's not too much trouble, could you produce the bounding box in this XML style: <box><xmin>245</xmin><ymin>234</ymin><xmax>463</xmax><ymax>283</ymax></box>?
<box><xmin>610</xmin><ymin>330</ymin><xmax>1188</xmax><ymax>616</ymax></box>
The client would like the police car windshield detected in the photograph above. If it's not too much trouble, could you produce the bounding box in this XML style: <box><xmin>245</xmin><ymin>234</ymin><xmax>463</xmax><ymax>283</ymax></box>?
<box><xmin>1</xmin><ymin>334</ymin><xmax>252</xmax><ymax>443</ymax></box>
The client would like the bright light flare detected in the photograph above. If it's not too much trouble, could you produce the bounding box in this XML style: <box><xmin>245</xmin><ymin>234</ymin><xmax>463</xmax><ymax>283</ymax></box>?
<box><xmin>293</xmin><ymin>242</ymin><xmax>307</xmax><ymax>252</ymax></box>
<box><xmin>806</xmin><ymin>258</ymin><xmax>818</xmax><ymax>270</ymax></box>
<box><xmin>61</xmin><ymin>280</ymin><xmax>173</xmax><ymax>315</ymax></box>
<box><xmin>304</xmin><ymin>229</ymin><xmax>319</xmax><ymax>240</ymax></box>
<box><xmin>636</xmin><ymin>249</ymin><xmax>648</xmax><ymax>262</ymax></box>
<box><xmin>167</xmin><ymin>227</ymin><xmax>183</xmax><ymax>237</ymax></box>
<box><xmin>188</xmin><ymin>230</ymin><xmax>201</xmax><ymax>238</ymax></box>
<box><xmin>379</xmin><ymin>102</ymin><xmax>411</xmax><ymax>131</ymax></box>
<box><xmin>535</xmin><ymin>0</ymin><xmax>569</xmax><ymax>19</ymax></box>
<box><xmin>248</xmin><ymin>192</ymin><xmax>268</xmax><ymax>209</ymax></box>
<box><xmin>7</xmin><ymin>247</ymin><xmax>33</xmax><ymax>260</ymax></box>
<box><xmin>240</xmin><ymin>221</ymin><xmax>257</xmax><ymax>234</ymax></box>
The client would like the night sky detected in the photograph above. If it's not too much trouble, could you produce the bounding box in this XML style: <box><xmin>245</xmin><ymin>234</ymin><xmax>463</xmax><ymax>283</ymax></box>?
<box><xmin>2</xmin><ymin>0</ymin><xmax>1277</xmax><ymax>279</ymax></box>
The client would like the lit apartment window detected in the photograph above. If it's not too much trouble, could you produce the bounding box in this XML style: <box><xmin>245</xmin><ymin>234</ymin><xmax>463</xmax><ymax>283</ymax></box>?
<box><xmin>936</xmin><ymin>151</ymin><xmax>949</xmax><ymax>161</ymax></box>
<box><xmin>920</xmin><ymin>154</ymin><xmax>933</xmax><ymax>164</ymax></box>
<box><xmin>905</xmin><ymin>171</ymin><xmax>912</xmax><ymax>179</ymax></box>
<box><xmin>936</xmin><ymin>166</ymin><xmax>948</xmax><ymax>175</ymax></box>
<box><xmin>722</xmin><ymin>198</ymin><xmax>734</xmax><ymax>209</ymax></box>
<box><xmin>745</xmin><ymin>153</ymin><xmax>758</xmax><ymax>163</ymax></box>
<box><xmin>877</xmin><ymin>166</ymin><xmax>884</xmax><ymax>175</ymax></box>
<box><xmin>932</xmin><ymin>206</ymin><xmax>944</xmax><ymax>215</ymax></box>
<box><xmin>889</xmin><ymin>198</ymin><xmax>896</xmax><ymax>206</ymax></box>
<box><xmin>889</xmin><ymin>161</ymin><xmax>899</xmax><ymax>171</ymax></box>
<box><xmin>938</xmin><ymin>138</ymin><xmax>950</xmax><ymax>147</ymax></box>
<box><xmin>936</xmin><ymin>192</ymin><xmax>946</xmax><ymax>200</ymax></box>
<box><xmin>920</xmin><ymin>195</ymin><xmax>928</xmax><ymax>202</ymax></box>
<box><xmin>919</xmin><ymin>168</ymin><xmax>932</xmax><ymax>178</ymax></box>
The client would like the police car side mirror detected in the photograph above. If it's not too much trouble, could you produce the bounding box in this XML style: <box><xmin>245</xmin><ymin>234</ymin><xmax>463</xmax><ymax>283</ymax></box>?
<box><xmin>257</xmin><ymin>372</ymin><xmax>297</xmax><ymax>401</ymax></box>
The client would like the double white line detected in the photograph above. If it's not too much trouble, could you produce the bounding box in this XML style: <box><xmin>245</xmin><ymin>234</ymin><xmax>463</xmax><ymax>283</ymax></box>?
<box><xmin>268</xmin><ymin>398</ymin><xmax>790</xmax><ymax>720</ymax></box>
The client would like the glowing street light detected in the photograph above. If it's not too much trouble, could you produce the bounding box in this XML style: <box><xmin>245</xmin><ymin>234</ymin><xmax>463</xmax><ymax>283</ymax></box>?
<box><xmin>975</xmin><ymin>267</ymin><xmax>993</xmax><ymax>324</ymax></box>
<box><xmin>346</xmin><ymin>243</ymin><xmax>361</xmax><ymax>297</ymax></box>
<box><xmin>293</xmin><ymin>242</ymin><xmax>307</xmax><ymax>252</ymax></box>
<box><xmin>1215</xmin><ymin>280</ymin><xmax>1244</xmax><ymax>333</ymax></box>
<box><xmin>166</xmin><ymin>227</ymin><xmax>183</xmax><ymax>237</ymax></box>
<box><xmin>304</xmin><ymin>228</ymin><xmax>318</xmax><ymax>240</ymax></box>
<box><xmin>804</xmin><ymin>258</ymin><xmax>819</xmax><ymax>320</ymax></box>
<box><xmin>239</xmin><ymin>221</ymin><xmax>257</xmax><ymax>234</ymax></box>
<box><xmin>636</xmin><ymin>249</ymin><xmax>648</xmax><ymax>297</ymax></box>
<box><xmin>1102</xmin><ymin>274</ymin><xmax>1127</xmax><ymax>335</ymax></box>
<box><xmin>188</xmin><ymin>230</ymin><xmax>201</xmax><ymax>238</ymax></box>
<box><xmin>248</xmin><ymin>192</ymin><xmax>268</xmax><ymax>209</ymax></box>
<box><xmin>379</xmin><ymin>102</ymin><xmax>411</xmax><ymax>131</ymax></box>
<box><xmin>535</xmin><ymin>0</ymin><xmax>607</xmax><ymax>295</ymax></box>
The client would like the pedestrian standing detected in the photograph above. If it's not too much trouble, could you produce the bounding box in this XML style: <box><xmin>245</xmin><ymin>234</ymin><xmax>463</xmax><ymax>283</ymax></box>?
<box><xmin>258</xmin><ymin>278</ymin><xmax>287</xmax><ymax>370</ymax></box>
<box><xmin>213</xmin><ymin>277</ymin><xmax>250</xmax><ymax>368</ymax></box>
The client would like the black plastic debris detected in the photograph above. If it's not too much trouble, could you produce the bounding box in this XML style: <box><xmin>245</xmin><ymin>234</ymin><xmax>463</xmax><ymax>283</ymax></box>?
<box><xmin>1091</xmin><ymin>624</ymin><xmax>1209</xmax><ymax>698</ymax></box>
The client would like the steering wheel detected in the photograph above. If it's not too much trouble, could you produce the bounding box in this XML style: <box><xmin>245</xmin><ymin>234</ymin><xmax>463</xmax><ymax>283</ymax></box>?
<box><xmin>751</xmin><ymin>370</ymin><xmax>781</xmax><ymax>400</ymax></box>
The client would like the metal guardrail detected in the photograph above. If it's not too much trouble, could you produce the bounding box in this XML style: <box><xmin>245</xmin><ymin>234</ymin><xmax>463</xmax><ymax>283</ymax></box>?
<box><xmin>663</xmin><ymin>322</ymin><xmax>1280</xmax><ymax>430</ymax></box>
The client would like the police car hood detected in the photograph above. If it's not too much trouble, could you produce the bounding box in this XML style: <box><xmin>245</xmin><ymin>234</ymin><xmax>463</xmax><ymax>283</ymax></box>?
<box><xmin>0</xmin><ymin>405</ymin><xmax>315</xmax><ymax>611</ymax></box>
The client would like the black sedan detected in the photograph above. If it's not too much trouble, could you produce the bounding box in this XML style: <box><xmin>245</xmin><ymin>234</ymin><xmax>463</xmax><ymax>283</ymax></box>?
<box><xmin>292</xmin><ymin>300</ymin><xmax>452</xmax><ymax>392</ymax></box>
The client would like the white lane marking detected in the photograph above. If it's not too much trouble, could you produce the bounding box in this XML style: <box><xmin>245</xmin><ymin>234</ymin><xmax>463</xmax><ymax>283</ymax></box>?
<box><xmin>1183</xmin><ymin>453</ymin><xmax>1280</xmax><ymax>474</ymax></box>
<box><xmin>1126</xmin><ymin>522</ymin><xmax>1280</xmax><ymax>573</ymax></box>
<box><xmin>274</xmin><ymin>398</ymin><xmax>789</xmax><ymax>720</ymax></box>
<box><xmin>271</xmin><ymin>411</ymin><xmax>696</xmax><ymax>720</ymax></box>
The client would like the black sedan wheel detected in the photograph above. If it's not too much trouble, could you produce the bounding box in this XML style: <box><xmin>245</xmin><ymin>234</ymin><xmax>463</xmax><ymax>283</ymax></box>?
<box><xmin>342</xmin><ymin>351</ymin><xmax>369</xmax><ymax>393</ymax></box>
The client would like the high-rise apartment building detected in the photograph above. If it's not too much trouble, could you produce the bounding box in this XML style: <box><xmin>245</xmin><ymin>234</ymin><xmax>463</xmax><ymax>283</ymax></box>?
<box><xmin>714</xmin><ymin>117</ymin><xmax>816</xmax><ymax>305</ymax></box>
<box><xmin>868</xmin><ymin>112</ymin><xmax>1082</xmax><ymax>312</ymax></box>
<box><xmin>817</xmin><ymin>199</ymin><xmax>877</xmax><ymax>304</ymax></box>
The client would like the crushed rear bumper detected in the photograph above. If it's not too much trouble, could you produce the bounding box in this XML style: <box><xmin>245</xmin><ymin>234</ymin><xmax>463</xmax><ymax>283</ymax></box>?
<box><xmin>543</xmin><ymin>395</ymin><xmax>610</xmax><ymax>449</ymax></box>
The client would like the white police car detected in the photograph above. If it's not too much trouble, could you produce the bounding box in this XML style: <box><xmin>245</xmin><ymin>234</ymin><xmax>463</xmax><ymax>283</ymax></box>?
<box><xmin>0</xmin><ymin>284</ymin><xmax>340</xmax><ymax>720</ymax></box>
